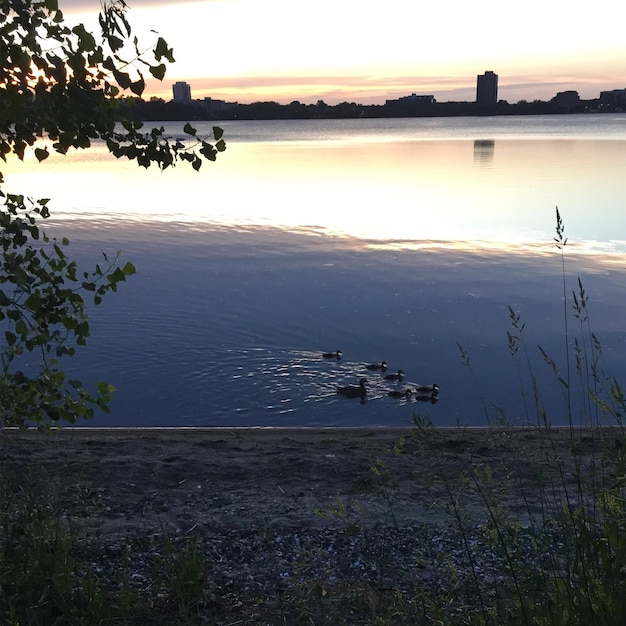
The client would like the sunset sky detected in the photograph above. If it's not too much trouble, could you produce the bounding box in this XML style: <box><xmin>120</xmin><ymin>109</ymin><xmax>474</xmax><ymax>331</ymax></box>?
<box><xmin>62</xmin><ymin>0</ymin><xmax>626</xmax><ymax>105</ymax></box>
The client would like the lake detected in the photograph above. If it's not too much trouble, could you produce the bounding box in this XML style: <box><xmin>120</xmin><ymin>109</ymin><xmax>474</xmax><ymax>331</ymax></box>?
<box><xmin>3</xmin><ymin>114</ymin><xmax>626</xmax><ymax>428</ymax></box>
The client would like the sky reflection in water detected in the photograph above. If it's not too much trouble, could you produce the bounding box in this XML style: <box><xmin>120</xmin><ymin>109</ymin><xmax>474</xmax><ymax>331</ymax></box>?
<box><xmin>49</xmin><ymin>220</ymin><xmax>626</xmax><ymax>428</ymax></box>
<box><xmin>4</xmin><ymin>117</ymin><xmax>626</xmax><ymax>427</ymax></box>
<box><xmin>6</xmin><ymin>118</ymin><xmax>626</xmax><ymax>250</ymax></box>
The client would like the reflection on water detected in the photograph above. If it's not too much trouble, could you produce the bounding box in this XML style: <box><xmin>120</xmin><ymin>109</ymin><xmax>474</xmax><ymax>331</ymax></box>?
<box><xmin>473</xmin><ymin>139</ymin><xmax>495</xmax><ymax>165</ymax></box>
<box><xmin>3</xmin><ymin>116</ymin><xmax>626</xmax><ymax>427</ymax></box>
<box><xmin>49</xmin><ymin>219</ymin><xmax>626</xmax><ymax>429</ymax></box>
<box><xmin>4</xmin><ymin>116</ymin><xmax>626</xmax><ymax>249</ymax></box>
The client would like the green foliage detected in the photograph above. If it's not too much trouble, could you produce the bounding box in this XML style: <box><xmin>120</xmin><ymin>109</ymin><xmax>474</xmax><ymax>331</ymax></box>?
<box><xmin>0</xmin><ymin>475</ymin><xmax>76</xmax><ymax>623</ymax></box>
<box><xmin>0</xmin><ymin>192</ymin><xmax>133</xmax><ymax>427</ymax></box>
<box><xmin>152</xmin><ymin>537</ymin><xmax>211</xmax><ymax>616</ymax></box>
<box><xmin>0</xmin><ymin>0</ymin><xmax>225</xmax><ymax>170</ymax></box>
<box><xmin>0</xmin><ymin>471</ymin><xmax>151</xmax><ymax>624</ymax></box>
<box><xmin>1</xmin><ymin>0</ymin><xmax>225</xmax><ymax>428</ymax></box>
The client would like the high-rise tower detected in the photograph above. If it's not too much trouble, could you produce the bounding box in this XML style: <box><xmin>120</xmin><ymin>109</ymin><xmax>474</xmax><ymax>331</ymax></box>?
<box><xmin>172</xmin><ymin>81</ymin><xmax>192</xmax><ymax>103</ymax></box>
<box><xmin>476</xmin><ymin>71</ymin><xmax>498</xmax><ymax>106</ymax></box>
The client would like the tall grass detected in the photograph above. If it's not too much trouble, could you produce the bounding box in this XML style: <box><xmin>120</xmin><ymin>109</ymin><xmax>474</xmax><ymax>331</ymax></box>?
<box><xmin>442</xmin><ymin>208</ymin><xmax>626</xmax><ymax>625</ymax></box>
<box><xmin>0</xmin><ymin>468</ymin><xmax>214</xmax><ymax>625</ymax></box>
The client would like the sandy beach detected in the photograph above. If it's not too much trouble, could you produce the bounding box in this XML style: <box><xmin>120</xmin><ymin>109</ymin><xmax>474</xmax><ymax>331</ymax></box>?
<box><xmin>1</xmin><ymin>426</ymin><xmax>593</xmax><ymax>536</ymax></box>
<box><xmin>1</xmin><ymin>426</ymin><xmax>621</xmax><ymax>622</ymax></box>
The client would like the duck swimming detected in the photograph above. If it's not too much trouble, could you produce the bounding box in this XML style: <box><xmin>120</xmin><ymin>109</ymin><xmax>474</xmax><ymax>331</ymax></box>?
<box><xmin>413</xmin><ymin>392</ymin><xmax>439</xmax><ymax>404</ymax></box>
<box><xmin>336</xmin><ymin>377</ymin><xmax>367</xmax><ymax>398</ymax></box>
<box><xmin>388</xmin><ymin>388</ymin><xmax>412</xmax><ymax>399</ymax></box>
<box><xmin>323</xmin><ymin>349</ymin><xmax>343</xmax><ymax>359</ymax></box>
<box><xmin>413</xmin><ymin>383</ymin><xmax>439</xmax><ymax>394</ymax></box>
<box><xmin>384</xmin><ymin>369</ymin><xmax>405</xmax><ymax>381</ymax></box>
<box><xmin>366</xmin><ymin>360</ymin><xmax>388</xmax><ymax>371</ymax></box>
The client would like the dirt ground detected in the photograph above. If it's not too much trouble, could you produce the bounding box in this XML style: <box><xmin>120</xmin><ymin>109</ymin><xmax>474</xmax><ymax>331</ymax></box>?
<box><xmin>1</xmin><ymin>426</ymin><xmax>615</xmax><ymax>540</ymax></box>
<box><xmin>2</xmin><ymin>425</ymin><xmax>623</xmax><ymax>623</ymax></box>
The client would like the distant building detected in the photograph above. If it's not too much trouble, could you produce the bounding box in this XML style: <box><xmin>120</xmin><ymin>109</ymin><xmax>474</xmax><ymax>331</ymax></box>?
<box><xmin>599</xmin><ymin>88</ymin><xmax>626</xmax><ymax>107</ymax></box>
<box><xmin>551</xmin><ymin>90</ymin><xmax>580</xmax><ymax>109</ymax></box>
<box><xmin>200</xmin><ymin>97</ymin><xmax>237</xmax><ymax>118</ymax></box>
<box><xmin>393</xmin><ymin>93</ymin><xmax>436</xmax><ymax>105</ymax></box>
<box><xmin>172</xmin><ymin>81</ymin><xmax>192</xmax><ymax>103</ymax></box>
<box><xmin>384</xmin><ymin>93</ymin><xmax>436</xmax><ymax>115</ymax></box>
<box><xmin>476</xmin><ymin>71</ymin><xmax>498</xmax><ymax>106</ymax></box>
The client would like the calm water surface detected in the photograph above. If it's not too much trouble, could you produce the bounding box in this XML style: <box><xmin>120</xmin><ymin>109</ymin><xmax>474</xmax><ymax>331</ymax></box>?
<box><xmin>4</xmin><ymin>115</ymin><xmax>626</xmax><ymax>427</ymax></box>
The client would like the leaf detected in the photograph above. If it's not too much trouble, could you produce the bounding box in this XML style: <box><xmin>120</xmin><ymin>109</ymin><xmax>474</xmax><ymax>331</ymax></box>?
<box><xmin>102</xmin><ymin>56</ymin><xmax>116</xmax><ymax>72</ymax></box>
<box><xmin>183</xmin><ymin>122</ymin><xmax>196</xmax><ymax>136</ymax></box>
<box><xmin>24</xmin><ymin>293</ymin><xmax>42</xmax><ymax>311</ymax></box>
<box><xmin>130</xmin><ymin>77</ymin><xmax>145</xmax><ymax>96</ymax></box>
<box><xmin>107</xmin><ymin>35</ymin><xmax>125</xmax><ymax>53</ymax></box>
<box><xmin>122</xmin><ymin>261</ymin><xmax>136</xmax><ymax>276</ymax></box>
<box><xmin>72</xmin><ymin>23</ymin><xmax>96</xmax><ymax>52</ymax></box>
<box><xmin>0</xmin><ymin>290</ymin><xmax>11</xmax><ymax>306</ymax></box>
<box><xmin>154</xmin><ymin>37</ymin><xmax>175</xmax><ymax>62</ymax></box>
<box><xmin>88</xmin><ymin>48</ymin><xmax>104</xmax><ymax>65</ymax></box>
<box><xmin>97</xmin><ymin>381</ymin><xmax>116</xmax><ymax>395</ymax></box>
<box><xmin>15</xmin><ymin>319</ymin><xmax>28</xmax><ymax>337</ymax></box>
<box><xmin>149</xmin><ymin>64</ymin><xmax>166</xmax><ymax>81</ymax></box>
<box><xmin>200</xmin><ymin>143</ymin><xmax>217</xmax><ymax>161</ymax></box>
<box><xmin>12</xmin><ymin>267</ymin><xmax>31</xmax><ymax>286</ymax></box>
<box><xmin>113</xmin><ymin>69</ymin><xmax>131</xmax><ymax>89</ymax></box>
<box><xmin>35</xmin><ymin>147</ymin><xmax>50</xmax><ymax>162</ymax></box>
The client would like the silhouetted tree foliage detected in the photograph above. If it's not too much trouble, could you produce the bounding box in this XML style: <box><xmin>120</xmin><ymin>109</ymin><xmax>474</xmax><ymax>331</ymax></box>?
<box><xmin>0</xmin><ymin>0</ymin><xmax>225</xmax><ymax>428</ymax></box>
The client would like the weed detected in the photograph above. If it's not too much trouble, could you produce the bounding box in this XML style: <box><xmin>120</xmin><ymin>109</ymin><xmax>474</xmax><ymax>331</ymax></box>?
<box><xmin>152</xmin><ymin>536</ymin><xmax>211</xmax><ymax>618</ymax></box>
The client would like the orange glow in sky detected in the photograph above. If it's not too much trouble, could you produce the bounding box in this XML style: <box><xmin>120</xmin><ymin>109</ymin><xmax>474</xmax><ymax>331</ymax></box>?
<box><xmin>62</xmin><ymin>0</ymin><xmax>626</xmax><ymax>104</ymax></box>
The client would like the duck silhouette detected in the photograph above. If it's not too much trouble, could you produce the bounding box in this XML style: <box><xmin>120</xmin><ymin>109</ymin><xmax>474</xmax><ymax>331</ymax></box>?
<box><xmin>388</xmin><ymin>388</ymin><xmax>412</xmax><ymax>399</ymax></box>
<box><xmin>384</xmin><ymin>369</ymin><xmax>405</xmax><ymax>381</ymax></box>
<box><xmin>413</xmin><ymin>383</ymin><xmax>439</xmax><ymax>394</ymax></box>
<box><xmin>365</xmin><ymin>360</ymin><xmax>388</xmax><ymax>371</ymax></box>
<box><xmin>336</xmin><ymin>377</ymin><xmax>367</xmax><ymax>399</ymax></box>
<box><xmin>322</xmin><ymin>349</ymin><xmax>343</xmax><ymax>360</ymax></box>
<box><xmin>413</xmin><ymin>392</ymin><xmax>439</xmax><ymax>404</ymax></box>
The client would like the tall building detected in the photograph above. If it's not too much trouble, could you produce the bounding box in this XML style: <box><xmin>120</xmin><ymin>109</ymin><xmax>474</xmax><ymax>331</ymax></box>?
<box><xmin>476</xmin><ymin>71</ymin><xmax>498</xmax><ymax>106</ymax></box>
<box><xmin>172</xmin><ymin>81</ymin><xmax>192</xmax><ymax>103</ymax></box>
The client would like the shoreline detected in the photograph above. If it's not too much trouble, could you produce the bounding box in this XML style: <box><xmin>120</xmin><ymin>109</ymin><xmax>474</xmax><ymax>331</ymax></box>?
<box><xmin>5</xmin><ymin>424</ymin><xmax>616</xmax><ymax>546</ymax></box>
<box><xmin>3</xmin><ymin>423</ymin><xmax>613</xmax><ymax>433</ymax></box>
<box><xmin>2</xmin><ymin>424</ymin><xmax>622</xmax><ymax>623</ymax></box>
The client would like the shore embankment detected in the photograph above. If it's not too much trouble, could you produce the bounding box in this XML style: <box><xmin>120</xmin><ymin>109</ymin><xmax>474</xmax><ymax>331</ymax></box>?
<box><xmin>1</xmin><ymin>426</ymin><xmax>622</xmax><ymax>623</ymax></box>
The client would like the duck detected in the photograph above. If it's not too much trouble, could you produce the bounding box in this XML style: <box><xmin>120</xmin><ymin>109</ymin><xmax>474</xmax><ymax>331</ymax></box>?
<box><xmin>384</xmin><ymin>369</ymin><xmax>405</xmax><ymax>381</ymax></box>
<box><xmin>365</xmin><ymin>360</ymin><xmax>388</xmax><ymax>371</ymax></box>
<box><xmin>336</xmin><ymin>377</ymin><xmax>367</xmax><ymax>398</ymax></box>
<box><xmin>322</xmin><ymin>349</ymin><xmax>343</xmax><ymax>359</ymax></box>
<box><xmin>413</xmin><ymin>383</ymin><xmax>439</xmax><ymax>394</ymax></box>
<box><xmin>413</xmin><ymin>392</ymin><xmax>439</xmax><ymax>404</ymax></box>
<box><xmin>388</xmin><ymin>388</ymin><xmax>412</xmax><ymax>399</ymax></box>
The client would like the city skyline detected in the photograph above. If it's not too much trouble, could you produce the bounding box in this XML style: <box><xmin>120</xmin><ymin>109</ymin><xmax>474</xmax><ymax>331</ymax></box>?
<box><xmin>62</xmin><ymin>0</ymin><xmax>626</xmax><ymax>105</ymax></box>
<box><xmin>168</xmin><ymin>78</ymin><xmax>623</xmax><ymax>109</ymax></box>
